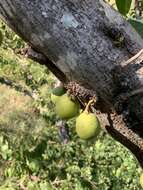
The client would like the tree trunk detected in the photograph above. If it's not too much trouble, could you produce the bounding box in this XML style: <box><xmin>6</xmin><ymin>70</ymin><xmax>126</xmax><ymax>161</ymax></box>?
<box><xmin>0</xmin><ymin>0</ymin><xmax>143</xmax><ymax>166</ymax></box>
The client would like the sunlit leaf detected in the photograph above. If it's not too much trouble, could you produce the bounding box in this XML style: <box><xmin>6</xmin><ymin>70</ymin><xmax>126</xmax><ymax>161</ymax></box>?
<box><xmin>116</xmin><ymin>0</ymin><xmax>132</xmax><ymax>16</ymax></box>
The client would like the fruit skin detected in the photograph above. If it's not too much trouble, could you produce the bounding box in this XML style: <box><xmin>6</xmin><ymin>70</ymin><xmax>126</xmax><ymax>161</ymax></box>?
<box><xmin>140</xmin><ymin>173</ymin><xmax>143</xmax><ymax>188</ymax></box>
<box><xmin>76</xmin><ymin>112</ymin><xmax>101</xmax><ymax>140</ymax></box>
<box><xmin>55</xmin><ymin>94</ymin><xmax>80</xmax><ymax>119</ymax></box>
<box><xmin>51</xmin><ymin>86</ymin><xmax>66</xmax><ymax>104</ymax></box>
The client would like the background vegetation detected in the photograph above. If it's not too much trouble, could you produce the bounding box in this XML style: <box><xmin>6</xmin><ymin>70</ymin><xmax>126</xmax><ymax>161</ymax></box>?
<box><xmin>0</xmin><ymin>1</ymin><xmax>143</xmax><ymax>189</ymax></box>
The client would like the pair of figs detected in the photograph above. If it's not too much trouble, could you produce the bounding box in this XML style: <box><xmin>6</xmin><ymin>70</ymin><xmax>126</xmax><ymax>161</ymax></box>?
<box><xmin>51</xmin><ymin>86</ymin><xmax>101</xmax><ymax>140</ymax></box>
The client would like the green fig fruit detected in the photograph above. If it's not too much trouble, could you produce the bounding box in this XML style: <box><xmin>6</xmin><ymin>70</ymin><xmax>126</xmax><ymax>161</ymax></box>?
<box><xmin>76</xmin><ymin>112</ymin><xmax>101</xmax><ymax>140</ymax></box>
<box><xmin>140</xmin><ymin>173</ymin><xmax>143</xmax><ymax>188</ymax></box>
<box><xmin>51</xmin><ymin>86</ymin><xmax>66</xmax><ymax>104</ymax></box>
<box><xmin>55</xmin><ymin>94</ymin><xmax>80</xmax><ymax>119</ymax></box>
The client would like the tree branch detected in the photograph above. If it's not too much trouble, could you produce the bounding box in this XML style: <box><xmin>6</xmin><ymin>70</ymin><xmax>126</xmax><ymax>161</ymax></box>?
<box><xmin>0</xmin><ymin>0</ymin><xmax>143</xmax><ymax>166</ymax></box>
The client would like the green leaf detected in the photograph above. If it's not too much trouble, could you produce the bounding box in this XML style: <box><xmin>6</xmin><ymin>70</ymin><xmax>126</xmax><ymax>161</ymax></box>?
<box><xmin>128</xmin><ymin>18</ymin><xmax>143</xmax><ymax>39</ymax></box>
<box><xmin>116</xmin><ymin>0</ymin><xmax>132</xmax><ymax>16</ymax></box>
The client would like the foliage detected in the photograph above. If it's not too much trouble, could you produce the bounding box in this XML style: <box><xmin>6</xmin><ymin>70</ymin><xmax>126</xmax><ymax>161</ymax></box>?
<box><xmin>107</xmin><ymin>0</ymin><xmax>143</xmax><ymax>39</ymax></box>
<box><xmin>128</xmin><ymin>18</ymin><xmax>143</xmax><ymax>38</ymax></box>
<box><xmin>0</xmin><ymin>1</ymin><xmax>143</xmax><ymax>189</ymax></box>
<box><xmin>115</xmin><ymin>0</ymin><xmax>132</xmax><ymax>16</ymax></box>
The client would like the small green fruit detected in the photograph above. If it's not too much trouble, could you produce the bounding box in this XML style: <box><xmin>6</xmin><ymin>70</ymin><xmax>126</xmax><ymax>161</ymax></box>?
<box><xmin>76</xmin><ymin>112</ymin><xmax>101</xmax><ymax>140</ymax></box>
<box><xmin>51</xmin><ymin>86</ymin><xmax>66</xmax><ymax>104</ymax></box>
<box><xmin>55</xmin><ymin>94</ymin><xmax>80</xmax><ymax>119</ymax></box>
<box><xmin>140</xmin><ymin>173</ymin><xmax>143</xmax><ymax>188</ymax></box>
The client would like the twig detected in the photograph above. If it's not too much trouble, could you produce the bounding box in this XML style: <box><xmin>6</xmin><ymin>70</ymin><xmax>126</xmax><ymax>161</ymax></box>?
<box><xmin>56</xmin><ymin>120</ymin><xmax>69</xmax><ymax>144</ymax></box>
<box><xmin>123</xmin><ymin>49</ymin><xmax>143</xmax><ymax>65</ymax></box>
<box><xmin>0</xmin><ymin>76</ymin><xmax>33</xmax><ymax>98</ymax></box>
<box><xmin>19</xmin><ymin>182</ymin><xmax>28</xmax><ymax>190</ymax></box>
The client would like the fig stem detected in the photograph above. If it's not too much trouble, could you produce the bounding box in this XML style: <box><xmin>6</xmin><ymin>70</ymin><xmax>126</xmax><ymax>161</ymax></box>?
<box><xmin>85</xmin><ymin>96</ymin><xmax>96</xmax><ymax>113</ymax></box>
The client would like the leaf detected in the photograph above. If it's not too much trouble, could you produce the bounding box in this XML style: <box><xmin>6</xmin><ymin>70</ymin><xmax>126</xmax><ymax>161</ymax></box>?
<box><xmin>128</xmin><ymin>18</ymin><xmax>143</xmax><ymax>39</ymax></box>
<box><xmin>116</xmin><ymin>0</ymin><xmax>132</xmax><ymax>16</ymax></box>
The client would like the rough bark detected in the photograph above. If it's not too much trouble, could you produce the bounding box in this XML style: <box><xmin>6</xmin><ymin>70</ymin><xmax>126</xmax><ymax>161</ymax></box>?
<box><xmin>0</xmin><ymin>0</ymin><xmax>143</xmax><ymax>166</ymax></box>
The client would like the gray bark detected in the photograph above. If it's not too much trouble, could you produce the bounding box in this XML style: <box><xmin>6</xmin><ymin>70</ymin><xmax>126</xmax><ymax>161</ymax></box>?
<box><xmin>0</xmin><ymin>0</ymin><xmax>143</xmax><ymax>166</ymax></box>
